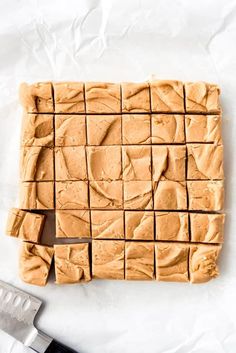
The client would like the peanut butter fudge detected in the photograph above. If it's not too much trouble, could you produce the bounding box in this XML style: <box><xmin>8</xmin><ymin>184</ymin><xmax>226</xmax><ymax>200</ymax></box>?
<box><xmin>187</xmin><ymin>180</ymin><xmax>224</xmax><ymax>211</ymax></box>
<box><xmin>124</xmin><ymin>181</ymin><xmax>153</xmax><ymax>210</ymax></box>
<box><xmin>123</xmin><ymin>146</ymin><xmax>151</xmax><ymax>181</ymax></box>
<box><xmin>54</xmin><ymin>243</ymin><xmax>91</xmax><ymax>284</ymax></box>
<box><xmin>185</xmin><ymin>115</ymin><xmax>222</xmax><ymax>143</ymax></box>
<box><xmin>92</xmin><ymin>240</ymin><xmax>124</xmax><ymax>279</ymax></box>
<box><xmin>19</xmin><ymin>242</ymin><xmax>54</xmax><ymax>286</ymax></box>
<box><xmin>91</xmin><ymin>210</ymin><xmax>124</xmax><ymax>239</ymax></box>
<box><xmin>56</xmin><ymin>210</ymin><xmax>90</xmax><ymax>238</ymax></box>
<box><xmin>155</xmin><ymin>243</ymin><xmax>189</xmax><ymax>282</ymax></box>
<box><xmin>155</xmin><ymin>212</ymin><xmax>189</xmax><ymax>241</ymax></box>
<box><xmin>125</xmin><ymin>211</ymin><xmax>154</xmax><ymax>240</ymax></box>
<box><xmin>87</xmin><ymin>115</ymin><xmax>122</xmax><ymax>145</ymax></box>
<box><xmin>20</xmin><ymin>182</ymin><xmax>54</xmax><ymax>210</ymax></box>
<box><xmin>55</xmin><ymin>115</ymin><xmax>86</xmax><ymax>146</ymax></box>
<box><xmin>122</xmin><ymin>114</ymin><xmax>151</xmax><ymax>145</ymax></box>
<box><xmin>150</xmin><ymin>80</ymin><xmax>184</xmax><ymax>113</ymax></box>
<box><xmin>152</xmin><ymin>114</ymin><xmax>185</xmax><ymax>144</ymax></box>
<box><xmin>90</xmin><ymin>181</ymin><xmax>123</xmax><ymax>209</ymax></box>
<box><xmin>190</xmin><ymin>213</ymin><xmax>225</xmax><ymax>243</ymax></box>
<box><xmin>21</xmin><ymin>113</ymin><xmax>54</xmax><ymax>147</ymax></box>
<box><xmin>56</xmin><ymin>181</ymin><xmax>88</xmax><ymax>209</ymax></box>
<box><xmin>55</xmin><ymin>146</ymin><xmax>87</xmax><ymax>181</ymax></box>
<box><xmin>125</xmin><ymin>242</ymin><xmax>154</xmax><ymax>280</ymax></box>
<box><xmin>19</xmin><ymin>82</ymin><xmax>53</xmax><ymax>113</ymax></box>
<box><xmin>53</xmin><ymin>82</ymin><xmax>85</xmax><ymax>113</ymax></box>
<box><xmin>121</xmin><ymin>82</ymin><xmax>150</xmax><ymax>113</ymax></box>
<box><xmin>153</xmin><ymin>181</ymin><xmax>187</xmax><ymax>210</ymax></box>
<box><xmin>189</xmin><ymin>244</ymin><xmax>222</xmax><ymax>283</ymax></box>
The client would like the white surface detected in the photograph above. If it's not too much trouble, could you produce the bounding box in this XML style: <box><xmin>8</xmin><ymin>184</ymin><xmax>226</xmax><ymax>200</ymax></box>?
<box><xmin>0</xmin><ymin>0</ymin><xmax>235</xmax><ymax>352</ymax></box>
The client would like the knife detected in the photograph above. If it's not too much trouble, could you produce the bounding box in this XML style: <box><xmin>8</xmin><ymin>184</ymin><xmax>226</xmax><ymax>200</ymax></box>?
<box><xmin>0</xmin><ymin>280</ymin><xmax>78</xmax><ymax>353</ymax></box>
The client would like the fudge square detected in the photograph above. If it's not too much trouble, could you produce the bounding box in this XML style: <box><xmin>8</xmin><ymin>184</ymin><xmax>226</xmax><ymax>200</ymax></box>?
<box><xmin>91</xmin><ymin>210</ymin><xmax>124</xmax><ymax>239</ymax></box>
<box><xmin>124</xmin><ymin>181</ymin><xmax>153</xmax><ymax>210</ymax></box>
<box><xmin>55</xmin><ymin>146</ymin><xmax>87</xmax><ymax>181</ymax></box>
<box><xmin>121</xmin><ymin>82</ymin><xmax>150</xmax><ymax>113</ymax></box>
<box><xmin>190</xmin><ymin>213</ymin><xmax>225</xmax><ymax>243</ymax></box>
<box><xmin>122</xmin><ymin>114</ymin><xmax>151</xmax><ymax>145</ymax></box>
<box><xmin>90</xmin><ymin>181</ymin><xmax>123</xmax><ymax>209</ymax></box>
<box><xmin>56</xmin><ymin>181</ymin><xmax>88</xmax><ymax>209</ymax></box>
<box><xmin>125</xmin><ymin>242</ymin><xmax>154</xmax><ymax>280</ymax></box>
<box><xmin>92</xmin><ymin>240</ymin><xmax>125</xmax><ymax>279</ymax></box>
<box><xmin>155</xmin><ymin>212</ymin><xmax>189</xmax><ymax>241</ymax></box>
<box><xmin>53</xmin><ymin>82</ymin><xmax>85</xmax><ymax>113</ymax></box>
<box><xmin>125</xmin><ymin>211</ymin><xmax>154</xmax><ymax>240</ymax></box>
<box><xmin>56</xmin><ymin>210</ymin><xmax>90</xmax><ymax>238</ymax></box>
<box><xmin>20</xmin><ymin>182</ymin><xmax>54</xmax><ymax>210</ymax></box>
<box><xmin>21</xmin><ymin>113</ymin><xmax>54</xmax><ymax>147</ymax></box>
<box><xmin>152</xmin><ymin>114</ymin><xmax>185</xmax><ymax>144</ymax></box>
<box><xmin>187</xmin><ymin>181</ymin><xmax>224</xmax><ymax>211</ymax></box>
<box><xmin>87</xmin><ymin>115</ymin><xmax>122</xmax><ymax>145</ymax></box>
<box><xmin>19</xmin><ymin>82</ymin><xmax>53</xmax><ymax>113</ymax></box>
<box><xmin>54</xmin><ymin>243</ymin><xmax>91</xmax><ymax>284</ymax></box>
<box><xmin>122</xmin><ymin>146</ymin><xmax>151</xmax><ymax>181</ymax></box>
<box><xmin>55</xmin><ymin>115</ymin><xmax>86</xmax><ymax>147</ymax></box>
<box><xmin>185</xmin><ymin>115</ymin><xmax>222</xmax><ymax>144</ymax></box>
<box><xmin>153</xmin><ymin>181</ymin><xmax>187</xmax><ymax>210</ymax></box>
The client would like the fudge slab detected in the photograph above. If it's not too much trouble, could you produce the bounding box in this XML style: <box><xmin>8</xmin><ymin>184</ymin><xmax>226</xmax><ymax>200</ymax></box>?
<box><xmin>125</xmin><ymin>242</ymin><xmax>154</xmax><ymax>280</ymax></box>
<box><xmin>152</xmin><ymin>114</ymin><xmax>185</xmax><ymax>144</ymax></box>
<box><xmin>21</xmin><ymin>113</ymin><xmax>54</xmax><ymax>147</ymax></box>
<box><xmin>54</xmin><ymin>243</ymin><xmax>91</xmax><ymax>284</ymax></box>
<box><xmin>125</xmin><ymin>211</ymin><xmax>154</xmax><ymax>240</ymax></box>
<box><xmin>55</xmin><ymin>146</ymin><xmax>87</xmax><ymax>181</ymax></box>
<box><xmin>20</xmin><ymin>182</ymin><xmax>54</xmax><ymax>210</ymax></box>
<box><xmin>92</xmin><ymin>240</ymin><xmax>125</xmax><ymax>279</ymax></box>
<box><xmin>19</xmin><ymin>242</ymin><xmax>54</xmax><ymax>286</ymax></box>
<box><xmin>153</xmin><ymin>181</ymin><xmax>187</xmax><ymax>210</ymax></box>
<box><xmin>155</xmin><ymin>212</ymin><xmax>189</xmax><ymax>241</ymax></box>
<box><xmin>122</xmin><ymin>114</ymin><xmax>151</xmax><ymax>145</ymax></box>
<box><xmin>53</xmin><ymin>82</ymin><xmax>85</xmax><ymax>113</ymax></box>
<box><xmin>91</xmin><ymin>210</ymin><xmax>124</xmax><ymax>239</ymax></box>
<box><xmin>121</xmin><ymin>82</ymin><xmax>150</xmax><ymax>113</ymax></box>
<box><xmin>123</xmin><ymin>146</ymin><xmax>151</xmax><ymax>181</ymax></box>
<box><xmin>56</xmin><ymin>181</ymin><xmax>88</xmax><ymax>210</ymax></box>
<box><xmin>124</xmin><ymin>181</ymin><xmax>153</xmax><ymax>210</ymax></box>
<box><xmin>190</xmin><ymin>213</ymin><xmax>225</xmax><ymax>243</ymax></box>
<box><xmin>185</xmin><ymin>115</ymin><xmax>222</xmax><ymax>143</ymax></box>
<box><xmin>187</xmin><ymin>180</ymin><xmax>224</xmax><ymax>211</ymax></box>
<box><xmin>55</xmin><ymin>115</ymin><xmax>86</xmax><ymax>146</ymax></box>
<box><xmin>56</xmin><ymin>210</ymin><xmax>90</xmax><ymax>238</ymax></box>
<box><xmin>19</xmin><ymin>82</ymin><xmax>54</xmax><ymax>113</ymax></box>
<box><xmin>87</xmin><ymin>115</ymin><xmax>122</xmax><ymax>145</ymax></box>
<box><xmin>90</xmin><ymin>181</ymin><xmax>123</xmax><ymax>209</ymax></box>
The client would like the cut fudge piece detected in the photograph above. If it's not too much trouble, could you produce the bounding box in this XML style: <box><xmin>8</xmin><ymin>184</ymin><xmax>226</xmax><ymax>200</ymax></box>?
<box><xmin>56</xmin><ymin>210</ymin><xmax>90</xmax><ymax>238</ymax></box>
<box><xmin>152</xmin><ymin>145</ymin><xmax>186</xmax><ymax>181</ymax></box>
<box><xmin>87</xmin><ymin>115</ymin><xmax>121</xmax><ymax>145</ymax></box>
<box><xmin>85</xmin><ymin>82</ymin><xmax>121</xmax><ymax>114</ymax></box>
<box><xmin>90</xmin><ymin>181</ymin><xmax>123</xmax><ymax>209</ymax></box>
<box><xmin>125</xmin><ymin>211</ymin><xmax>154</xmax><ymax>240</ymax></box>
<box><xmin>185</xmin><ymin>82</ymin><xmax>221</xmax><ymax>114</ymax></box>
<box><xmin>54</xmin><ymin>243</ymin><xmax>91</xmax><ymax>284</ymax></box>
<box><xmin>189</xmin><ymin>244</ymin><xmax>222</xmax><ymax>283</ymax></box>
<box><xmin>20</xmin><ymin>182</ymin><xmax>54</xmax><ymax>210</ymax></box>
<box><xmin>124</xmin><ymin>181</ymin><xmax>153</xmax><ymax>210</ymax></box>
<box><xmin>87</xmin><ymin>146</ymin><xmax>122</xmax><ymax>181</ymax></box>
<box><xmin>92</xmin><ymin>240</ymin><xmax>124</xmax><ymax>279</ymax></box>
<box><xmin>21</xmin><ymin>113</ymin><xmax>53</xmax><ymax>147</ymax></box>
<box><xmin>20</xmin><ymin>147</ymin><xmax>54</xmax><ymax>181</ymax></box>
<box><xmin>153</xmin><ymin>181</ymin><xmax>187</xmax><ymax>210</ymax></box>
<box><xmin>185</xmin><ymin>115</ymin><xmax>222</xmax><ymax>143</ymax></box>
<box><xmin>53</xmin><ymin>82</ymin><xmax>85</xmax><ymax>113</ymax></box>
<box><xmin>125</xmin><ymin>242</ymin><xmax>154</xmax><ymax>280</ymax></box>
<box><xmin>19</xmin><ymin>82</ymin><xmax>53</xmax><ymax>113</ymax></box>
<box><xmin>56</xmin><ymin>181</ymin><xmax>88</xmax><ymax>210</ymax></box>
<box><xmin>5</xmin><ymin>208</ymin><xmax>45</xmax><ymax>243</ymax></box>
<box><xmin>155</xmin><ymin>212</ymin><xmax>189</xmax><ymax>241</ymax></box>
<box><xmin>123</xmin><ymin>146</ymin><xmax>151</xmax><ymax>181</ymax></box>
<box><xmin>155</xmin><ymin>243</ymin><xmax>189</xmax><ymax>282</ymax></box>
<box><xmin>91</xmin><ymin>210</ymin><xmax>124</xmax><ymax>239</ymax></box>
<box><xmin>187</xmin><ymin>144</ymin><xmax>223</xmax><ymax>180</ymax></box>
<box><xmin>150</xmin><ymin>80</ymin><xmax>184</xmax><ymax>113</ymax></box>
<box><xmin>187</xmin><ymin>181</ymin><xmax>224</xmax><ymax>211</ymax></box>
<box><xmin>121</xmin><ymin>82</ymin><xmax>150</xmax><ymax>113</ymax></box>
<box><xmin>122</xmin><ymin>114</ymin><xmax>151</xmax><ymax>145</ymax></box>
<box><xmin>152</xmin><ymin>114</ymin><xmax>185</xmax><ymax>144</ymax></box>
<box><xmin>55</xmin><ymin>146</ymin><xmax>87</xmax><ymax>181</ymax></box>
<box><xmin>55</xmin><ymin>115</ymin><xmax>86</xmax><ymax>146</ymax></box>
<box><xmin>190</xmin><ymin>213</ymin><xmax>225</xmax><ymax>243</ymax></box>
<box><xmin>19</xmin><ymin>242</ymin><xmax>54</xmax><ymax>286</ymax></box>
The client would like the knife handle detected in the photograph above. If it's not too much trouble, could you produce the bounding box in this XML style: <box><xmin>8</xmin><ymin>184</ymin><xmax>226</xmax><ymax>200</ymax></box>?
<box><xmin>45</xmin><ymin>339</ymin><xmax>78</xmax><ymax>353</ymax></box>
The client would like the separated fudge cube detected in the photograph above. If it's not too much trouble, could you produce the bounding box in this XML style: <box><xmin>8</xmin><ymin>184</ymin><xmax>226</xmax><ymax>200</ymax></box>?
<box><xmin>121</xmin><ymin>82</ymin><xmax>150</xmax><ymax>113</ymax></box>
<box><xmin>20</xmin><ymin>147</ymin><xmax>54</xmax><ymax>181</ymax></box>
<box><xmin>122</xmin><ymin>114</ymin><xmax>151</xmax><ymax>145</ymax></box>
<box><xmin>125</xmin><ymin>211</ymin><xmax>154</xmax><ymax>240</ymax></box>
<box><xmin>150</xmin><ymin>80</ymin><xmax>184</xmax><ymax>113</ymax></box>
<box><xmin>124</xmin><ymin>181</ymin><xmax>153</xmax><ymax>210</ymax></box>
<box><xmin>153</xmin><ymin>181</ymin><xmax>187</xmax><ymax>210</ymax></box>
<box><xmin>125</xmin><ymin>242</ymin><xmax>154</xmax><ymax>280</ymax></box>
<box><xmin>21</xmin><ymin>113</ymin><xmax>53</xmax><ymax>147</ymax></box>
<box><xmin>55</xmin><ymin>115</ymin><xmax>86</xmax><ymax>146</ymax></box>
<box><xmin>155</xmin><ymin>243</ymin><xmax>189</xmax><ymax>282</ymax></box>
<box><xmin>56</xmin><ymin>210</ymin><xmax>90</xmax><ymax>238</ymax></box>
<box><xmin>90</xmin><ymin>181</ymin><xmax>123</xmax><ymax>209</ymax></box>
<box><xmin>20</xmin><ymin>182</ymin><xmax>54</xmax><ymax>210</ymax></box>
<box><xmin>55</xmin><ymin>146</ymin><xmax>87</xmax><ymax>181</ymax></box>
<box><xmin>187</xmin><ymin>144</ymin><xmax>224</xmax><ymax>180</ymax></box>
<box><xmin>152</xmin><ymin>145</ymin><xmax>186</xmax><ymax>181</ymax></box>
<box><xmin>87</xmin><ymin>115</ymin><xmax>121</xmax><ymax>145</ymax></box>
<box><xmin>85</xmin><ymin>82</ymin><xmax>121</xmax><ymax>113</ymax></box>
<box><xmin>185</xmin><ymin>82</ymin><xmax>221</xmax><ymax>114</ymax></box>
<box><xmin>189</xmin><ymin>244</ymin><xmax>222</xmax><ymax>283</ymax></box>
<box><xmin>190</xmin><ymin>213</ymin><xmax>225</xmax><ymax>243</ymax></box>
<box><xmin>155</xmin><ymin>212</ymin><xmax>189</xmax><ymax>241</ymax></box>
<box><xmin>87</xmin><ymin>146</ymin><xmax>122</xmax><ymax>181</ymax></box>
<box><xmin>123</xmin><ymin>146</ymin><xmax>151</xmax><ymax>181</ymax></box>
<box><xmin>187</xmin><ymin>181</ymin><xmax>224</xmax><ymax>211</ymax></box>
<box><xmin>54</xmin><ymin>243</ymin><xmax>91</xmax><ymax>284</ymax></box>
<box><xmin>185</xmin><ymin>115</ymin><xmax>222</xmax><ymax>143</ymax></box>
<box><xmin>56</xmin><ymin>181</ymin><xmax>88</xmax><ymax>210</ymax></box>
<box><xmin>152</xmin><ymin>114</ymin><xmax>185</xmax><ymax>144</ymax></box>
<box><xmin>53</xmin><ymin>82</ymin><xmax>85</xmax><ymax>113</ymax></box>
<box><xmin>19</xmin><ymin>82</ymin><xmax>54</xmax><ymax>113</ymax></box>
<box><xmin>91</xmin><ymin>210</ymin><xmax>124</xmax><ymax>239</ymax></box>
<box><xmin>92</xmin><ymin>240</ymin><xmax>124</xmax><ymax>279</ymax></box>
<box><xmin>19</xmin><ymin>242</ymin><xmax>54</xmax><ymax>286</ymax></box>
<box><xmin>5</xmin><ymin>208</ymin><xmax>26</xmax><ymax>237</ymax></box>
